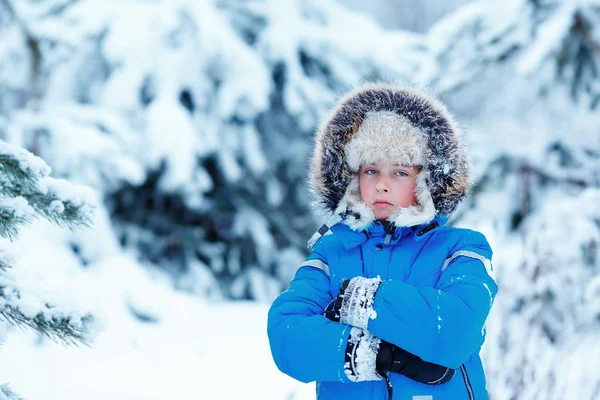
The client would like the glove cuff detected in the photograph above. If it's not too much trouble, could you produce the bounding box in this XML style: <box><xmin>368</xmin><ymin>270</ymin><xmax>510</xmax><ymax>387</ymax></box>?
<box><xmin>344</xmin><ymin>328</ymin><xmax>382</xmax><ymax>382</ymax></box>
<box><xmin>340</xmin><ymin>276</ymin><xmax>381</xmax><ymax>330</ymax></box>
<box><xmin>375</xmin><ymin>340</ymin><xmax>396</xmax><ymax>373</ymax></box>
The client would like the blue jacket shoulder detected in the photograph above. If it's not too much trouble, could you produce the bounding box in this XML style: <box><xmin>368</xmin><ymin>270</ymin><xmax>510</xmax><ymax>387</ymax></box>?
<box><xmin>309</xmin><ymin>231</ymin><xmax>345</xmax><ymax>262</ymax></box>
<box><xmin>427</xmin><ymin>226</ymin><xmax>491</xmax><ymax>253</ymax></box>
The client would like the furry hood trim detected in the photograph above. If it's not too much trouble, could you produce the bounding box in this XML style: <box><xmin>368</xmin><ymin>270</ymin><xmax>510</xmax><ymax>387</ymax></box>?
<box><xmin>309</xmin><ymin>82</ymin><xmax>471</xmax><ymax>230</ymax></box>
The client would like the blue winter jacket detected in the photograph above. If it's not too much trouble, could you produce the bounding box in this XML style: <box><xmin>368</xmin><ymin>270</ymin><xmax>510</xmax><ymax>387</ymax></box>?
<box><xmin>267</xmin><ymin>217</ymin><xmax>497</xmax><ymax>399</ymax></box>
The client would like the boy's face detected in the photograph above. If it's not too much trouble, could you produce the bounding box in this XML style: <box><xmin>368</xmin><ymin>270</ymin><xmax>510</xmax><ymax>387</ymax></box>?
<box><xmin>358</xmin><ymin>162</ymin><xmax>419</xmax><ymax>220</ymax></box>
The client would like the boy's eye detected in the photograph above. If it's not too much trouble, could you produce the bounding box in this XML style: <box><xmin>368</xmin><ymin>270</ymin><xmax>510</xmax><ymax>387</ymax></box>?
<box><xmin>394</xmin><ymin>170</ymin><xmax>408</xmax><ymax>177</ymax></box>
<box><xmin>364</xmin><ymin>169</ymin><xmax>378</xmax><ymax>175</ymax></box>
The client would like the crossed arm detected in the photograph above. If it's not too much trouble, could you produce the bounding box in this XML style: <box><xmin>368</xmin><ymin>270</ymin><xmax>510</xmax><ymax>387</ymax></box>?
<box><xmin>267</xmin><ymin>233</ymin><xmax>497</xmax><ymax>384</ymax></box>
<box><xmin>323</xmin><ymin>279</ymin><xmax>456</xmax><ymax>384</ymax></box>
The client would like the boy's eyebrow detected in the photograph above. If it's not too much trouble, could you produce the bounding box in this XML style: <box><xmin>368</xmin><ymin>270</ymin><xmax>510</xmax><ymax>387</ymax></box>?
<box><xmin>362</xmin><ymin>163</ymin><xmax>420</xmax><ymax>169</ymax></box>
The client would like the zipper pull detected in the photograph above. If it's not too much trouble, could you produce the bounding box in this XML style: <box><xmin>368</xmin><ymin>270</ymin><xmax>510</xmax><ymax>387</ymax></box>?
<box><xmin>384</xmin><ymin>233</ymin><xmax>392</xmax><ymax>245</ymax></box>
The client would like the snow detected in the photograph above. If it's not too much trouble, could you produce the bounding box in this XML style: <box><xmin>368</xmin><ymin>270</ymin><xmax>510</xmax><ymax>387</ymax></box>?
<box><xmin>0</xmin><ymin>197</ymin><xmax>34</xmax><ymax>223</ymax></box>
<box><xmin>6</xmin><ymin>107</ymin><xmax>146</xmax><ymax>193</ymax></box>
<box><xmin>0</xmin><ymin>142</ymin><xmax>51</xmax><ymax>180</ymax></box>
<box><xmin>144</xmin><ymin>96</ymin><xmax>200</xmax><ymax>193</ymax></box>
<box><xmin>242</xmin><ymin>125</ymin><xmax>268</xmax><ymax>176</ymax></box>
<box><xmin>1</xmin><ymin>0</ymin><xmax>600</xmax><ymax>399</ymax></box>
<box><xmin>344</xmin><ymin>327</ymin><xmax>381</xmax><ymax>382</ymax></box>
<box><xmin>339</xmin><ymin>277</ymin><xmax>381</xmax><ymax>330</ymax></box>
<box><xmin>233</xmin><ymin>207</ymin><xmax>276</xmax><ymax>267</ymax></box>
<box><xmin>38</xmin><ymin>177</ymin><xmax>97</xmax><ymax>208</ymax></box>
<box><xmin>517</xmin><ymin>1</ymin><xmax>576</xmax><ymax>74</ymax></box>
<box><xmin>0</xmin><ymin>26</ymin><xmax>29</xmax><ymax>93</ymax></box>
<box><xmin>0</xmin><ymin>220</ymin><xmax>313</xmax><ymax>400</ymax></box>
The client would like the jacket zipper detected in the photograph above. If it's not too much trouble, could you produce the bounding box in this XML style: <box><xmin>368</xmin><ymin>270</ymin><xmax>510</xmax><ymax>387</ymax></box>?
<box><xmin>359</xmin><ymin>246</ymin><xmax>365</xmax><ymax>275</ymax></box>
<box><xmin>460</xmin><ymin>365</ymin><xmax>475</xmax><ymax>400</ymax></box>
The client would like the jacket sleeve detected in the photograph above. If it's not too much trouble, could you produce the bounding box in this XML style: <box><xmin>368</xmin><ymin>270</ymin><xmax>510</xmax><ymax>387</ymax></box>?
<box><xmin>367</xmin><ymin>230</ymin><xmax>498</xmax><ymax>369</ymax></box>
<box><xmin>267</xmin><ymin>239</ymin><xmax>357</xmax><ymax>384</ymax></box>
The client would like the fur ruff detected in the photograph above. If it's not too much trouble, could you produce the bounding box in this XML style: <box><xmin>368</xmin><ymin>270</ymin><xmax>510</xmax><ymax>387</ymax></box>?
<box><xmin>309</xmin><ymin>82</ymin><xmax>471</xmax><ymax>230</ymax></box>
<box><xmin>344</xmin><ymin>111</ymin><xmax>428</xmax><ymax>171</ymax></box>
<box><xmin>334</xmin><ymin>171</ymin><xmax>436</xmax><ymax>230</ymax></box>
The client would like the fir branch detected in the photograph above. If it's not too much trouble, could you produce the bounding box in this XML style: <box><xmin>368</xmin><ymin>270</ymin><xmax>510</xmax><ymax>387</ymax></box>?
<box><xmin>0</xmin><ymin>258</ymin><xmax>11</xmax><ymax>272</ymax></box>
<box><xmin>0</xmin><ymin>154</ymin><xmax>41</xmax><ymax>195</ymax></box>
<box><xmin>0</xmin><ymin>207</ymin><xmax>32</xmax><ymax>241</ymax></box>
<box><xmin>0</xmin><ymin>178</ymin><xmax>94</xmax><ymax>240</ymax></box>
<box><xmin>23</xmin><ymin>192</ymin><xmax>93</xmax><ymax>231</ymax></box>
<box><xmin>0</xmin><ymin>385</ymin><xmax>25</xmax><ymax>400</ymax></box>
<box><xmin>0</xmin><ymin>286</ymin><xmax>92</xmax><ymax>346</ymax></box>
<box><xmin>0</xmin><ymin>304</ymin><xmax>91</xmax><ymax>346</ymax></box>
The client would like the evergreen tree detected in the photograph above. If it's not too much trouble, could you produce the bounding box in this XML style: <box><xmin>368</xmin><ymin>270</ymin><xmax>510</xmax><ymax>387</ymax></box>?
<box><xmin>0</xmin><ymin>140</ymin><xmax>95</xmax><ymax>399</ymax></box>
<box><xmin>1</xmin><ymin>0</ymin><xmax>427</xmax><ymax>301</ymax></box>
<box><xmin>421</xmin><ymin>1</ymin><xmax>600</xmax><ymax>398</ymax></box>
<box><xmin>420</xmin><ymin>0</ymin><xmax>600</xmax><ymax>107</ymax></box>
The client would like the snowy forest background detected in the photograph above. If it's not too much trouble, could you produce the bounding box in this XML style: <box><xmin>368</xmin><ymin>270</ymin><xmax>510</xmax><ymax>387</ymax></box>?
<box><xmin>1</xmin><ymin>0</ymin><xmax>599</xmax><ymax>399</ymax></box>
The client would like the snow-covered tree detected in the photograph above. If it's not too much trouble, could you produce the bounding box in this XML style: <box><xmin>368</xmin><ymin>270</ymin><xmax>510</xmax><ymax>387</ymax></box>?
<box><xmin>340</xmin><ymin>0</ymin><xmax>474</xmax><ymax>32</ymax></box>
<box><xmin>458</xmin><ymin>142</ymin><xmax>600</xmax><ymax>400</ymax></box>
<box><xmin>2</xmin><ymin>0</ymin><xmax>599</xmax><ymax>397</ymax></box>
<box><xmin>420</xmin><ymin>0</ymin><xmax>600</xmax><ymax>105</ymax></box>
<box><xmin>420</xmin><ymin>1</ymin><xmax>600</xmax><ymax>398</ymax></box>
<box><xmin>1</xmin><ymin>0</ymin><xmax>427</xmax><ymax>301</ymax></box>
<box><xmin>0</xmin><ymin>140</ymin><xmax>96</xmax><ymax>399</ymax></box>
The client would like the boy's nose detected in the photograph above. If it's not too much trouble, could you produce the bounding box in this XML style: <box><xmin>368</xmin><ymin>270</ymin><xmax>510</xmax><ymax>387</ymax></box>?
<box><xmin>376</xmin><ymin>177</ymin><xmax>389</xmax><ymax>192</ymax></box>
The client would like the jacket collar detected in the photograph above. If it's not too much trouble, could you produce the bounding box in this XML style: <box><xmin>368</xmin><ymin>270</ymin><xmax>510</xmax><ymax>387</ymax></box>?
<box><xmin>330</xmin><ymin>214</ymin><xmax>447</xmax><ymax>249</ymax></box>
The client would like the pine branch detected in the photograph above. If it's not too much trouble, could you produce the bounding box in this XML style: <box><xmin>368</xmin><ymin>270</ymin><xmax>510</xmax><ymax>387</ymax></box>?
<box><xmin>0</xmin><ymin>189</ymin><xmax>94</xmax><ymax>239</ymax></box>
<box><xmin>0</xmin><ymin>154</ymin><xmax>45</xmax><ymax>194</ymax></box>
<box><xmin>22</xmin><ymin>192</ymin><xmax>93</xmax><ymax>231</ymax></box>
<box><xmin>0</xmin><ymin>205</ymin><xmax>33</xmax><ymax>241</ymax></box>
<box><xmin>0</xmin><ymin>304</ymin><xmax>91</xmax><ymax>346</ymax></box>
<box><xmin>0</xmin><ymin>286</ymin><xmax>92</xmax><ymax>346</ymax></box>
<box><xmin>0</xmin><ymin>258</ymin><xmax>11</xmax><ymax>272</ymax></box>
<box><xmin>0</xmin><ymin>144</ymin><xmax>95</xmax><ymax>240</ymax></box>
<box><xmin>0</xmin><ymin>385</ymin><xmax>25</xmax><ymax>400</ymax></box>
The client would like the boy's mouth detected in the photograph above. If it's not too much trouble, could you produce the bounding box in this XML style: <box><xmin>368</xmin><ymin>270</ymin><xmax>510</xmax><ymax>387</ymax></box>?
<box><xmin>373</xmin><ymin>200</ymin><xmax>393</xmax><ymax>208</ymax></box>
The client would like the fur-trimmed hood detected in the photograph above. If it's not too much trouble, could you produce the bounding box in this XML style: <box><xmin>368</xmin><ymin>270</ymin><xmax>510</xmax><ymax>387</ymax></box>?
<box><xmin>309</xmin><ymin>82</ymin><xmax>471</xmax><ymax>231</ymax></box>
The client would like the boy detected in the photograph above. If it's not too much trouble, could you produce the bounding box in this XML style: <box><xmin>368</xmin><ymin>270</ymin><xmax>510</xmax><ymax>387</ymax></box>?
<box><xmin>267</xmin><ymin>83</ymin><xmax>497</xmax><ymax>399</ymax></box>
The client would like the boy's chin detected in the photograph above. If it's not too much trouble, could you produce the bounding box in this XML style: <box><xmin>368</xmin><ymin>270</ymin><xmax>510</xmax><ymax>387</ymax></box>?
<box><xmin>373</xmin><ymin>212</ymin><xmax>392</xmax><ymax>221</ymax></box>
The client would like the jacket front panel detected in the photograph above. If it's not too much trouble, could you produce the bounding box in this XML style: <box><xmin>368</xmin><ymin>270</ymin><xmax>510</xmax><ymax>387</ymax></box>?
<box><xmin>267</xmin><ymin>218</ymin><xmax>497</xmax><ymax>400</ymax></box>
<box><xmin>328</xmin><ymin>221</ymin><xmax>449</xmax><ymax>289</ymax></box>
<box><xmin>316</xmin><ymin>355</ymin><xmax>485</xmax><ymax>400</ymax></box>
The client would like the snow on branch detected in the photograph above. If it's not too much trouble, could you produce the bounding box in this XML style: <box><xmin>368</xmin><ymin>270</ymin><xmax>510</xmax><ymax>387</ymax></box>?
<box><xmin>0</xmin><ymin>140</ymin><xmax>96</xmax><ymax>346</ymax></box>
<box><xmin>0</xmin><ymin>385</ymin><xmax>24</xmax><ymax>400</ymax></box>
<box><xmin>0</xmin><ymin>140</ymin><xmax>95</xmax><ymax>241</ymax></box>
<box><xmin>0</xmin><ymin>276</ymin><xmax>93</xmax><ymax>346</ymax></box>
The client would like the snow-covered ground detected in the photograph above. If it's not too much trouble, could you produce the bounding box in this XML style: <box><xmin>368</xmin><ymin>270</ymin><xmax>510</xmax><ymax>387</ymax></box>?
<box><xmin>0</xmin><ymin>221</ymin><xmax>312</xmax><ymax>400</ymax></box>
